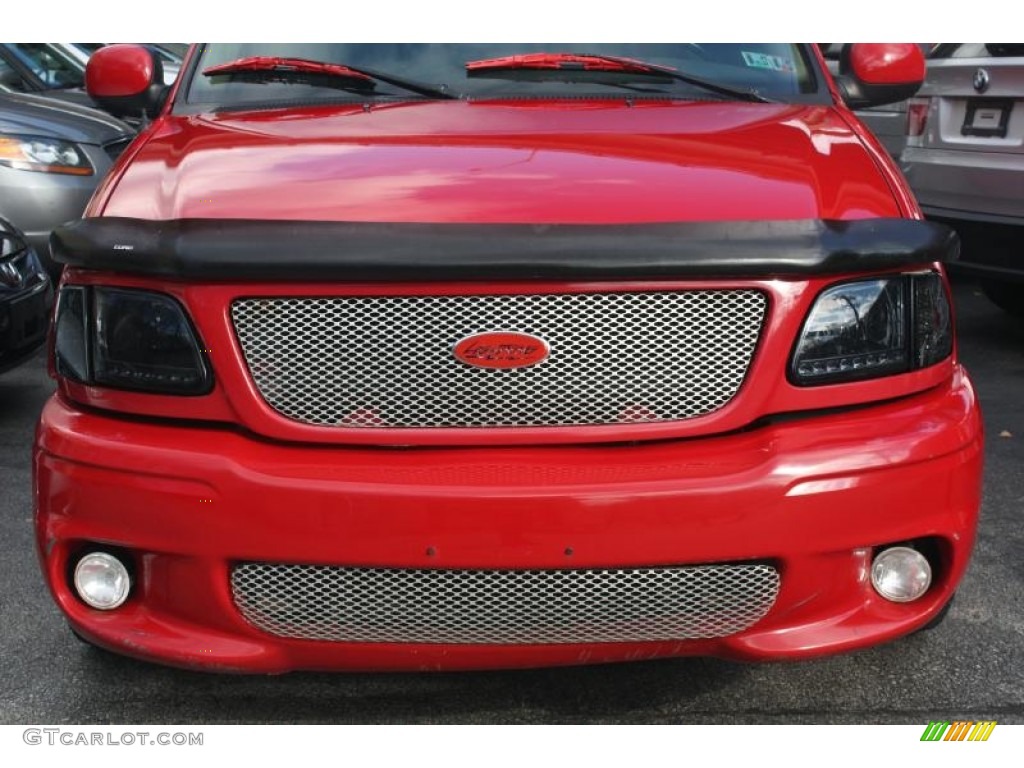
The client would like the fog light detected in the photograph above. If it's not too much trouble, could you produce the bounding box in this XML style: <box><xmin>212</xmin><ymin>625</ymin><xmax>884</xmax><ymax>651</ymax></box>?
<box><xmin>871</xmin><ymin>546</ymin><xmax>931</xmax><ymax>602</ymax></box>
<box><xmin>73</xmin><ymin>552</ymin><xmax>131</xmax><ymax>610</ymax></box>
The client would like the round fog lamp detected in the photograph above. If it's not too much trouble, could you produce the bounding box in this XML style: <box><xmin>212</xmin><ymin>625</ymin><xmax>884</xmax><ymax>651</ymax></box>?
<box><xmin>871</xmin><ymin>546</ymin><xmax>931</xmax><ymax>603</ymax></box>
<box><xmin>73</xmin><ymin>552</ymin><xmax>131</xmax><ymax>610</ymax></box>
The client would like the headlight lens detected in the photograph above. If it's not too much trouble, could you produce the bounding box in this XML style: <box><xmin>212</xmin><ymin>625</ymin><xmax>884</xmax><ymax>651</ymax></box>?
<box><xmin>55</xmin><ymin>286</ymin><xmax>213</xmax><ymax>395</ymax></box>
<box><xmin>54</xmin><ymin>286</ymin><xmax>90</xmax><ymax>381</ymax></box>
<box><xmin>791</xmin><ymin>272</ymin><xmax>952</xmax><ymax>385</ymax></box>
<box><xmin>73</xmin><ymin>552</ymin><xmax>132</xmax><ymax>610</ymax></box>
<box><xmin>0</xmin><ymin>133</ymin><xmax>94</xmax><ymax>175</ymax></box>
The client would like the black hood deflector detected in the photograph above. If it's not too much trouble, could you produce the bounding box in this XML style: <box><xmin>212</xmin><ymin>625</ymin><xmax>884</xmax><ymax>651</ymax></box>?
<box><xmin>51</xmin><ymin>217</ymin><xmax>958</xmax><ymax>281</ymax></box>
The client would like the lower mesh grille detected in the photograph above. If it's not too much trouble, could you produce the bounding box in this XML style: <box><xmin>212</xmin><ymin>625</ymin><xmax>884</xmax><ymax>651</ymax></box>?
<box><xmin>231</xmin><ymin>563</ymin><xmax>780</xmax><ymax>645</ymax></box>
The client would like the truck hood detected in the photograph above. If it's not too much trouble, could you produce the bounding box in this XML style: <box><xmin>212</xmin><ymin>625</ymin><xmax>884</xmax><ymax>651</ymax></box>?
<box><xmin>101</xmin><ymin>100</ymin><xmax>899</xmax><ymax>222</ymax></box>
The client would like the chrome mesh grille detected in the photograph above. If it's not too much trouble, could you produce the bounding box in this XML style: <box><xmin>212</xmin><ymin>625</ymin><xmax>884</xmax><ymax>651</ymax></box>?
<box><xmin>230</xmin><ymin>563</ymin><xmax>780</xmax><ymax>645</ymax></box>
<box><xmin>231</xmin><ymin>290</ymin><xmax>767</xmax><ymax>429</ymax></box>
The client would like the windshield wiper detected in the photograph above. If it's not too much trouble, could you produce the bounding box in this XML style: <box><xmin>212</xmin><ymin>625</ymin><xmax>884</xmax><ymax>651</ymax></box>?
<box><xmin>466</xmin><ymin>53</ymin><xmax>776</xmax><ymax>103</ymax></box>
<box><xmin>203</xmin><ymin>56</ymin><xmax>456</xmax><ymax>100</ymax></box>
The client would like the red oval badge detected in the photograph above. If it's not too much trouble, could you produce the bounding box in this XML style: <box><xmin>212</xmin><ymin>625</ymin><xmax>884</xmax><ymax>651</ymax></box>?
<box><xmin>453</xmin><ymin>332</ymin><xmax>550</xmax><ymax>370</ymax></box>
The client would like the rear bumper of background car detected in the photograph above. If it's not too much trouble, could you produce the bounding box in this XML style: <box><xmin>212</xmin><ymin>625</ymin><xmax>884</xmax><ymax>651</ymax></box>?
<box><xmin>34</xmin><ymin>368</ymin><xmax>983</xmax><ymax>673</ymax></box>
<box><xmin>903</xmin><ymin>147</ymin><xmax>1024</xmax><ymax>244</ymax></box>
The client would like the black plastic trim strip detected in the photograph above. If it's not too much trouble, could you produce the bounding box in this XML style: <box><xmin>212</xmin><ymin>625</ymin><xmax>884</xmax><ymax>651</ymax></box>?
<box><xmin>51</xmin><ymin>217</ymin><xmax>959</xmax><ymax>282</ymax></box>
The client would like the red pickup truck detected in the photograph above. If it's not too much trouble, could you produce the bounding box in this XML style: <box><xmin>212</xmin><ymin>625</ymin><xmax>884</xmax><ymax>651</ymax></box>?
<box><xmin>35</xmin><ymin>43</ymin><xmax>983</xmax><ymax>672</ymax></box>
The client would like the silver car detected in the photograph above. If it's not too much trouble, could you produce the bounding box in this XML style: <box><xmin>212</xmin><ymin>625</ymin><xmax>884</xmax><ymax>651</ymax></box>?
<box><xmin>0</xmin><ymin>90</ymin><xmax>134</xmax><ymax>276</ymax></box>
<box><xmin>901</xmin><ymin>43</ymin><xmax>1024</xmax><ymax>316</ymax></box>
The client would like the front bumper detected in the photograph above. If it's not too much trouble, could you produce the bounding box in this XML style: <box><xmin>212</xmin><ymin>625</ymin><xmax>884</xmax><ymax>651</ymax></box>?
<box><xmin>0</xmin><ymin>278</ymin><xmax>52</xmax><ymax>374</ymax></box>
<box><xmin>34</xmin><ymin>369</ymin><xmax>983</xmax><ymax>673</ymax></box>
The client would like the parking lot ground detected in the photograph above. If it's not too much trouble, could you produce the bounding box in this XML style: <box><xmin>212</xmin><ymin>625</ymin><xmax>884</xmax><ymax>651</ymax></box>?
<box><xmin>1</xmin><ymin>278</ymin><xmax>1021</xmax><ymax>724</ymax></box>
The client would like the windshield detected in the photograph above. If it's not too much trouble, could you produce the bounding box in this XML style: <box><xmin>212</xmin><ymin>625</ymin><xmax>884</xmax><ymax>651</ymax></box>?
<box><xmin>4</xmin><ymin>43</ymin><xmax>84</xmax><ymax>89</ymax></box>
<box><xmin>185</xmin><ymin>43</ymin><xmax>821</xmax><ymax>108</ymax></box>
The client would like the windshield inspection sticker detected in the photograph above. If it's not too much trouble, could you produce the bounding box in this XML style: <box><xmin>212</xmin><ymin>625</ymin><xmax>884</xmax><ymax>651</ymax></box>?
<box><xmin>741</xmin><ymin>52</ymin><xmax>794</xmax><ymax>72</ymax></box>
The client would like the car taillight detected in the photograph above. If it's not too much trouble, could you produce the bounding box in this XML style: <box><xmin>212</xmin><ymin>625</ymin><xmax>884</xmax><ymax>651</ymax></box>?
<box><xmin>790</xmin><ymin>272</ymin><xmax>952</xmax><ymax>385</ymax></box>
<box><xmin>906</xmin><ymin>97</ymin><xmax>930</xmax><ymax>137</ymax></box>
<box><xmin>54</xmin><ymin>286</ymin><xmax>213</xmax><ymax>395</ymax></box>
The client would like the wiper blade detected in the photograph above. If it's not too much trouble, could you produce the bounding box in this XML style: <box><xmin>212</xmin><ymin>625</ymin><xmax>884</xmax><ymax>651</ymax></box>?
<box><xmin>466</xmin><ymin>52</ymin><xmax>776</xmax><ymax>103</ymax></box>
<box><xmin>204</xmin><ymin>57</ymin><xmax>376</xmax><ymax>88</ymax></box>
<box><xmin>468</xmin><ymin>53</ymin><xmax>664</xmax><ymax>75</ymax></box>
<box><xmin>203</xmin><ymin>56</ymin><xmax>456</xmax><ymax>100</ymax></box>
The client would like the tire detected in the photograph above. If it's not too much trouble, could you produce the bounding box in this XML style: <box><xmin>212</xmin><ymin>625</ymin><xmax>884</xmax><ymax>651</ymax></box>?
<box><xmin>980</xmin><ymin>280</ymin><xmax>1024</xmax><ymax>318</ymax></box>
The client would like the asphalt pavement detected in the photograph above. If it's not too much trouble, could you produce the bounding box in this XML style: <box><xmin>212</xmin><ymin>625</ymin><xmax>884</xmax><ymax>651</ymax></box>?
<box><xmin>1</xmin><ymin>278</ymin><xmax>1021</xmax><ymax>724</ymax></box>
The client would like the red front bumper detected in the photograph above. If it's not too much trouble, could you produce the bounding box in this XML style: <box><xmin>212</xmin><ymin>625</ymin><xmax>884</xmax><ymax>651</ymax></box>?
<box><xmin>34</xmin><ymin>368</ymin><xmax>983</xmax><ymax>673</ymax></box>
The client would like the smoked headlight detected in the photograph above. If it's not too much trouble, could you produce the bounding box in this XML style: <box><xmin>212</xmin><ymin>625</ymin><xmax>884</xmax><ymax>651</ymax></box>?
<box><xmin>791</xmin><ymin>272</ymin><xmax>952</xmax><ymax>385</ymax></box>
<box><xmin>0</xmin><ymin>133</ymin><xmax>94</xmax><ymax>175</ymax></box>
<box><xmin>55</xmin><ymin>286</ymin><xmax>212</xmax><ymax>395</ymax></box>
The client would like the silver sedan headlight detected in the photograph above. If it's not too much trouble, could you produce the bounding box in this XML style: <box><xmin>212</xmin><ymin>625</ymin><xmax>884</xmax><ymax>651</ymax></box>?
<box><xmin>0</xmin><ymin>133</ymin><xmax>94</xmax><ymax>175</ymax></box>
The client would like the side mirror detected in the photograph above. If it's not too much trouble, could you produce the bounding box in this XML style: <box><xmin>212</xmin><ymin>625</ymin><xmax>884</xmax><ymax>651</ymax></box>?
<box><xmin>836</xmin><ymin>43</ymin><xmax>925</xmax><ymax>109</ymax></box>
<box><xmin>85</xmin><ymin>44</ymin><xmax>166</xmax><ymax>120</ymax></box>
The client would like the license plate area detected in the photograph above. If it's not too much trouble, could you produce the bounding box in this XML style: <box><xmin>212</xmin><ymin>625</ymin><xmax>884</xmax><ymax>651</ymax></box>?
<box><xmin>962</xmin><ymin>98</ymin><xmax>1014</xmax><ymax>138</ymax></box>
